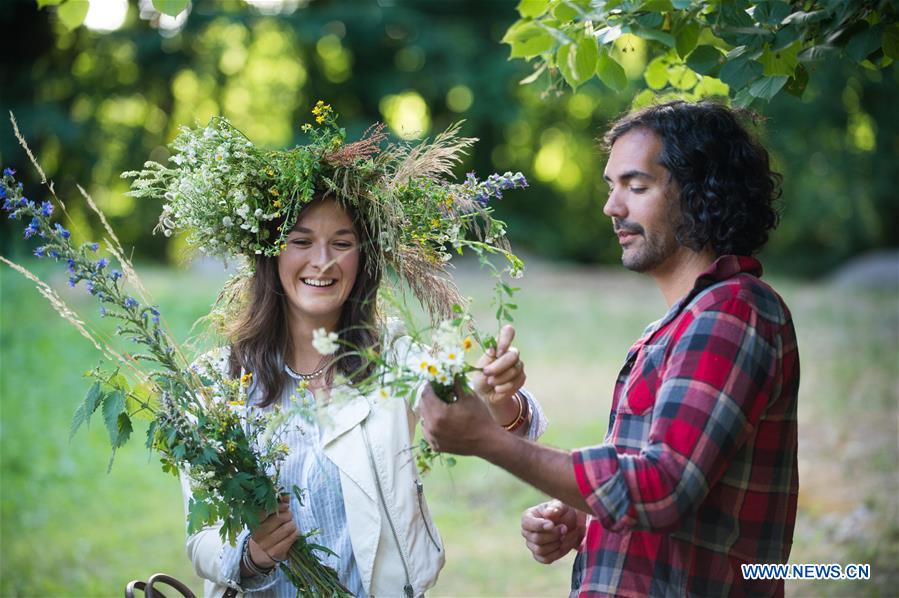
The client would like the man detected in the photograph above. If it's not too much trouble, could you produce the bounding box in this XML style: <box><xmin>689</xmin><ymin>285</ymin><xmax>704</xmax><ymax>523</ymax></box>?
<box><xmin>420</xmin><ymin>101</ymin><xmax>800</xmax><ymax>597</ymax></box>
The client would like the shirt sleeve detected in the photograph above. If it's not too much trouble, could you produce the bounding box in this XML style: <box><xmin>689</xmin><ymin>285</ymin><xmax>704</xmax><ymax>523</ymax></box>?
<box><xmin>571</xmin><ymin>297</ymin><xmax>780</xmax><ymax>533</ymax></box>
<box><xmin>519</xmin><ymin>388</ymin><xmax>548</xmax><ymax>440</ymax></box>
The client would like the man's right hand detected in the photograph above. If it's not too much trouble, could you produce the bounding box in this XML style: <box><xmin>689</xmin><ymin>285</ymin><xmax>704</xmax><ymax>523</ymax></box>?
<box><xmin>521</xmin><ymin>499</ymin><xmax>585</xmax><ymax>564</ymax></box>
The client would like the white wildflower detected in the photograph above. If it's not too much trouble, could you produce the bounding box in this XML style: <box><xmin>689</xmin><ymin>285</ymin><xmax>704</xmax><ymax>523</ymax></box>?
<box><xmin>222</xmin><ymin>216</ymin><xmax>232</xmax><ymax>227</ymax></box>
<box><xmin>312</xmin><ymin>328</ymin><xmax>340</xmax><ymax>355</ymax></box>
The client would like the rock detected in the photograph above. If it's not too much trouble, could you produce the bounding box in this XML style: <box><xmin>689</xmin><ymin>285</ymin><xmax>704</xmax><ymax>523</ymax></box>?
<box><xmin>828</xmin><ymin>250</ymin><xmax>899</xmax><ymax>292</ymax></box>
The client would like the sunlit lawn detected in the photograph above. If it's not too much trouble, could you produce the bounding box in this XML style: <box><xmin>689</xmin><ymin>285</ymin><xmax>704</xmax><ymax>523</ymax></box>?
<box><xmin>1</xmin><ymin>257</ymin><xmax>896</xmax><ymax>597</ymax></box>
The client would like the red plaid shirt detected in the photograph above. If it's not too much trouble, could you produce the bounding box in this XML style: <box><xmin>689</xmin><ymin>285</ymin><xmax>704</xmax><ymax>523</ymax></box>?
<box><xmin>571</xmin><ymin>256</ymin><xmax>799</xmax><ymax>597</ymax></box>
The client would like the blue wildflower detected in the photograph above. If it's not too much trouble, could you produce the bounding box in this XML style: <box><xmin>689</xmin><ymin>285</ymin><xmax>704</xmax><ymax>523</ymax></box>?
<box><xmin>88</xmin><ymin>243</ymin><xmax>99</xmax><ymax>252</ymax></box>
<box><xmin>34</xmin><ymin>246</ymin><xmax>46</xmax><ymax>258</ymax></box>
<box><xmin>3</xmin><ymin>167</ymin><xmax>15</xmax><ymax>177</ymax></box>
<box><xmin>99</xmin><ymin>306</ymin><xmax>107</xmax><ymax>317</ymax></box>
<box><xmin>24</xmin><ymin>217</ymin><xmax>40</xmax><ymax>239</ymax></box>
<box><xmin>40</xmin><ymin>201</ymin><xmax>53</xmax><ymax>217</ymax></box>
<box><xmin>86</xmin><ymin>280</ymin><xmax>95</xmax><ymax>295</ymax></box>
<box><xmin>97</xmin><ymin>257</ymin><xmax>109</xmax><ymax>270</ymax></box>
<box><xmin>48</xmin><ymin>249</ymin><xmax>60</xmax><ymax>259</ymax></box>
<box><xmin>0</xmin><ymin>186</ymin><xmax>6</xmax><ymax>199</ymax></box>
<box><xmin>1</xmin><ymin>198</ymin><xmax>12</xmax><ymax>212</ymax></box>
<box><xmin>68</xmin><ymin>277</ymin><xmax>78</xmax><ymax>288</ymax></box>
<box><xmin>125</xmin><ymin>297</ymin><xmax>139</xmax><ymax>309</ymax></box>
<box><xmin>110</xmin><ymin>270</ymin><xmax>123</xmax><ymax>281</ymax></box>
<box><xmin>66</xmin><ymin>258</ymin><xmax>76</xmax><ymax>273</ymax></box>
<box><xmin>149</xmin><ymin>306</ymin><xmax>161</xmax><ymax>325</ymax></box>
<box><xmin>54</xmin><ymin>223</ymin><xmax>71</xmax><ymax>239</ymax></box>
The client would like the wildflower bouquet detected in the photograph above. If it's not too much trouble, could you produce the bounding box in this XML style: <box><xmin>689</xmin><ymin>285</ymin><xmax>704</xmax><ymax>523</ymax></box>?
<box><xmin>1</xmin><ymin>144</ymin><xmax>350</xmax><ymax>595</ymax></box>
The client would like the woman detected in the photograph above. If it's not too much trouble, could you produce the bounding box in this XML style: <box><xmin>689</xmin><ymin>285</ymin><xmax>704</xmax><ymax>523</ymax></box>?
<box><xmin>182</xmin><ymin>195</ymin><xmax>546</xmax><ymax>597</ymax></box>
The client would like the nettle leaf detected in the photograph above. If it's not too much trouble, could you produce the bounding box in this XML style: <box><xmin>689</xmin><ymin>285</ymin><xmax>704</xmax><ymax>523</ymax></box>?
<box><xmin>102</xmin><ymin>390</ymin><xmax>128</xmax><ymax>445</ymax></box>
<box><xmin>676</xmin><ymin>22</ymin><xmax>700</xmax><ymax>58</ymax></box>
<box><xmin>574</xmin><ymin>35</ymin><xmax>599</xmax><ymax>83</ymax></box>
<box><xmin>70</xmin><ymin>382</ymin><xmax>105</xmax><ymax>440</ymax></box>
<box><xmin>686</xmin><ymin>45</ymin><xmax>723</xmax><ymax>75</ymax></box>
<box><xmin>151</xmin><ymin>0</ymin><xmax>189</xmax><ymax>17</ymax></box>
<box><xmin>57</xmin><ymin>0</ymin><xmax>88</xmax><ymax>30</ymax></box>
<box><xmin>504</xmin><ymin>22</ymin><xmax>555</xmax><ymax>58</ymax></box>
<box><xmin>719</xmin><ymin>55</ymin><xmax>763</xmax><ymax>90</ymax></box>
<box><xmin>846</xmin><ymin>23</ymin><xmax>885</xmax><ymax>63</ymax></box>
<box><xmin>114</xmin><ymin>413</ymin><xmax>133</xmax><ymax>449</ymax></box>
<box><xmin>597</xmin><ymin>49</ymin><xmax>628</xmax><ymax>91</ymax></box>
<box><xmin>517</xmin><ymin>0</ymin><xmax>550</xmax><ymax>19</ymax></box>
<box><xmin>760</xmin><ymin>41</ymin><xmax>800</xmax><ymax>76</ymax></box>
<box><xmin>748</xmin><ymin>75</ymin><xmax>788</xmax><ymax>100</ymax></box>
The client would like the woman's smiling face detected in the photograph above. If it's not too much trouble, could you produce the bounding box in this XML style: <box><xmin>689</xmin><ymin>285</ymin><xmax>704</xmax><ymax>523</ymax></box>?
<box><xmin>277</xmin><ymin>197</ymin><xmax>360</xmax><ymax>329</ymax></box>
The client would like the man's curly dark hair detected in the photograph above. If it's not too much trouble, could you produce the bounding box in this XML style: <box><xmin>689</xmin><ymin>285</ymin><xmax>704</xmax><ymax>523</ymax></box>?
<box><xmin>603</xmin><ymin>100</ymin><xmax>782</xmax><ymax>257</ymax></box>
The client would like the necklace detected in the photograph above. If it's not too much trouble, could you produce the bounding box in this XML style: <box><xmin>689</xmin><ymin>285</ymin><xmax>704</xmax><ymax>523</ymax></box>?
<box><xmin>285</xmin><ymin>360</ymin><xmax>327</xmax><ymax>381</ymax></box>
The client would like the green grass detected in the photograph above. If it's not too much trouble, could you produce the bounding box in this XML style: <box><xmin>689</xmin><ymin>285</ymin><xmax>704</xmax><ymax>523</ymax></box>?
<box><xmin>1</xmin><ymin>258</ymin><xmax>896</xmax><ymax>597</ymax></box>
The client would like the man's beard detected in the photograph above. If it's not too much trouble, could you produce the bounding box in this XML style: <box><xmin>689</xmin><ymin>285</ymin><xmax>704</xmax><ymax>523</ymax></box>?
<box><xmin>614</xmin><ymin>219</ymin><xmax>680</xmax><ymax>273</ymax></box>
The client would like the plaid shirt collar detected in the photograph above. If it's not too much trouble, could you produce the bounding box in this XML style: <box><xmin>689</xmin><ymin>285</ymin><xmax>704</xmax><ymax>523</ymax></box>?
<box><xmin>636</xmin><ymin>255</ymin><xmax>763</xmax><ymax>351</ymax></box>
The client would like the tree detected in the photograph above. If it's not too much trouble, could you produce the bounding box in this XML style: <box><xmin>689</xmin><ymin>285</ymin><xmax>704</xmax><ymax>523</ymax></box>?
<box><xmin>504</xmin><ymin>0</ymin><xmax>898</xmax><ymax>105</ymax></box>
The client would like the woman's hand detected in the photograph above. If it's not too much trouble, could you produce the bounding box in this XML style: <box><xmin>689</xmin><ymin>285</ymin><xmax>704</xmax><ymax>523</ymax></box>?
<box><xmin>247</xmin><ymin>496</ymin><xmax>299</xmax><ymax>572</ymax></box>
<box><xmin>471</xmin><ymin>324</ymin><xmax>526</xmax><ymax>405</ymax></box>
<box><xmin>520</xmin><ymin>499</ymin><xmax>585</xmax><ymax>564</ymax></box>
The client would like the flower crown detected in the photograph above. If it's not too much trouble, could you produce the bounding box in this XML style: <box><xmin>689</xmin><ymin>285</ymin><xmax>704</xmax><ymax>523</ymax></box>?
<box><xmin>124</xmin><ymin>101</ymin><xmax>527</xmax><ymax>317</ymax></box>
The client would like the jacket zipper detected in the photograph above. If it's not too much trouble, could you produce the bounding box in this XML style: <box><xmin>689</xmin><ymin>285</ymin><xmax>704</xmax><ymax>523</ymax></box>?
<box><xmin>361</xmin><ymin>421</ymin><xmax>415</xmax><ymax>598</ymax></box>
<box><xmin>415</xmin><ymin>481</ymin><xmax>441</xmax><ymax>553</ymax></box>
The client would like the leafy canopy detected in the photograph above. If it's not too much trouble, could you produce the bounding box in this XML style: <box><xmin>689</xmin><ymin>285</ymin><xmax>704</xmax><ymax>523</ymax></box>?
<box><xmin>504</xmin><ymin>0</ymin><xmax>898</xmax><ymax>105</ymax></box>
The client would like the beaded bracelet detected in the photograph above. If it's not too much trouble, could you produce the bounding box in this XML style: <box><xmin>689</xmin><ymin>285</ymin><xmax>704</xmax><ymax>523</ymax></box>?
<box><xmin>502</xmin><ymin>392</ymin><xmax>530</xmax><ymax>433</ymax></box>
<box><xmin>242</xmin><ymin>538</ymin><xmax>275</xmax><ymax>577</ymax></box>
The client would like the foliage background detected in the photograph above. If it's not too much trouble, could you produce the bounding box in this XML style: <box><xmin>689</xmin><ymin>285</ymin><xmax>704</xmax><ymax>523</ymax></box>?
<box><xmin>1</xmin><ymin>0</ymin><xmax>897</xmax><ymax>596</ymax></box>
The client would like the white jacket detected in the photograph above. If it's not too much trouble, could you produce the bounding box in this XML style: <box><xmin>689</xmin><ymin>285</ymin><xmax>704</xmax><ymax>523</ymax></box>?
<box><xmin>181</xmin><ymin>337</ymin><xmax>445</xmax><ymax>597</ymax></box>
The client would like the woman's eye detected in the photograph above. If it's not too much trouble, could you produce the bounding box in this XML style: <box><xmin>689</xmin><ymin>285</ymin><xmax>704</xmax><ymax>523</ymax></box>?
<box><xmin>291</xmin><ymin>239</ymin><xmax>311</xmax><ymax>247</ymax></box>
<box><xmin>630</xmin><ymin>187</ymin><xmax>648</xmax><ymax>194</ymax></box>
<box><xmin>333</xmin><ymin>241</ymin><xmax>354</xmax><ymax>250</ymax></box>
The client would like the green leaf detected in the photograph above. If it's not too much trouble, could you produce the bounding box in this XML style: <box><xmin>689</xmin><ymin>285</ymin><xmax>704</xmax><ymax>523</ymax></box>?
<box><xmin>748</xmin><ymin>75</ymin><xmax>788</xmax><ymax>100</ymax></box>
<box><xmin>553</xmin><ymin>2</ymin><xmax>579</xmax><ymax>21</ymax></box>
<box><xmin>771</xmin><ymin>24</ymin><xmax>800</xmax><ymax>52</ymax></box>
<box><xmin>667</xmin><ymin>64</ymin><xmax>698</xmax><ymax>90</ymax></box>
<box><xmin>504</xmin><ymin>22</ymin><xmax>555</xmax><ymax>58</ymax></box>
<box><xmin>517</xmin><ymin>0</ymin><xmax>550</xmax><ymax>18</ymax></box>
<box><xmin>686</xmin><ymin>45</ymin><xmax>722</xmax><ymax>75</ymax></box>
<box><xmin>102</xmin><ymin>390</ymin><xmax>127</xmax><ymax>446</ymax></box>
<box><xmin>760</xmin><ymin>42</ymin><xmax>800</xmax><ymax>76</ymax></box>
<box><xmin>151</xmin><ymin>0</ymin><xmax>189</xmax><ymax>17</ymax></box>
<box><xmin>635</xmin><ymin>13</ymin><xmax>664</xmax><ymax>29</ymax></box>
<box><xmin>557</xmin><ymin>44</ymin><xmax>578</xmax><ymax>89</ymax></box>
<box><xmin>36</xmin><ymin>0</ymin><xmax>64</xmax><ymax>7</ymax></box>
<box><xmin>644</xmin><ymin>55</ymin><xmax>669</xmax><ymax>90</ymax></box>
<box><xmin>783</xmin><ymin>63</ymin><xmax>808</xmax><ymax>97</ymax></box>
<box><xmin>574</xmin><ymin>36</ymin><xmax>598</xmax><ymax>83</ymax></box>
<box><xmin>884</xmin><ymin>25</ymin><xmax>899</xmax><ymax>60</ymax></box>
<box><xmin>719</xmin><ymin>56</ymin><xmax>763</xmax><ymax>91</ymax></box>
<box><xmin>595</xmin><ymin>25</ymin><xmax>624</xmax><ymax>45</ymax></box>
<box><xmin>57</xmin><ymin>0</ymin><xmax>88</xmax><ymax>30</ymax></box>
<box><xmin>70</xmin><ymin>382</ymin><xmax>104</xmax><ymax>440</ymax></box>
<box><xmin>631</xmin><ymin>89</ymin><xmax>657</xmax><ymax>109</ymax></box>
<box><xmin>676</xmin><ymin>22</ymin><xmax>700</xmax><ymax>58</ymax></box>
<box><xmin>637</xmin><ymin>27</ymin><xmax>676</xmax><ymax>48</ymax></box>
<box><xmin>596</xmin><ymin>49</ymin><xmax>627</xmax><ymax>91</ymax></box>
<box><xmin>732</xmin><ymin>87</ymin><xmax>755</xmax><ymax>108</ymax></box>
<box><xmin>693</xmin><ymin>76</ymin><xmax>730</xmax><ymax>98</ymax></box>
<box><xmin>846</xmin><ymin>23</ymin><xmax>885</xmax><ymax>63</ymax></box>
<box><xmin>114</xmin><ymin>412</ymin><xmax>133</xmax><ymax>449</ymax></box>
<box><xmin>749</xmin><ymin>0</ymin><xmax>790</xmax><ymax>25</ymax></box>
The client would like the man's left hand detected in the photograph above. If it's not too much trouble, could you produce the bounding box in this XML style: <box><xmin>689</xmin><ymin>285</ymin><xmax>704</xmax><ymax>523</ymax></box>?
<box><xmin>420</xmin><ymin>381</ymin><xmax>499</xmax><ymax>456</ymax></box>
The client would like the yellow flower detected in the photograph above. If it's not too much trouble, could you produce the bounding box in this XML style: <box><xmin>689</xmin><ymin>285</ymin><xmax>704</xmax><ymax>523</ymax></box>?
<box><xmin>240</xmin><ymin>372</ymin><xmax>253</xmax><ymax>387</ymax></box>
<box><xmin>280</xmin><ymin>243</ymin><xmax>287</xmax><ymax>251</ymax></box>
<box><xmin>316</xmin><ymin>115</ymin><xmax>326</xmax><ymax>124</ymax></box>
<box><xmin>266</xmin><ymin>169</ymin><xmax>275</xmax><ymax>177</ymax></box>
<box><xmin>273</xmin><ymin>199</ymin><xmax>283</xmax><ymax>208</ymax></box>
<box><xmin>427</xmin><ymin>364</ymin><xmax>438</xmax><ymax>376</ymax></box>
<box><xmin>431</xmin><ymin>218</ymin><xmax>440</xmax><ymax>228</ymax></box>
<box><xmin>462</xmin><ymin>336</ymin><xmax>473</xmax><ymax>351</ymax></box>
<box><xmin>228</xmin><ymin>399</ymin><xmax>245</xmax><ymax>407</ymax></box>
<box><xmin>269</xmin><ymin>186</ymin><xmax>280</xmax><ymax>196</ymax></box>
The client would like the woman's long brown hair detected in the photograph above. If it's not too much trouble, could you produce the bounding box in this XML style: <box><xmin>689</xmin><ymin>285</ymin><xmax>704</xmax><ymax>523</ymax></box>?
<box><xmin>227</xmin><ymin>197</ymin><xmax>381</xmax><ymax>407</ymax></box>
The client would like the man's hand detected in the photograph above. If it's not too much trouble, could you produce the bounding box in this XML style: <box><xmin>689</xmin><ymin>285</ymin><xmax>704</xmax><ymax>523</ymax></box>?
<box><xmin>471</xmin><ymin>324</ymin><xmax>526</xmax><ymax>406</ymax></box>
<box><xmin>419</xmin><ymin>381</ymin><xmax>499</xmax><ymax>456</ymax></box>
<box><xmin>520</xmin><ymin>499</ymin><xmax>585</xmax><ymax>564</ymax></box>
